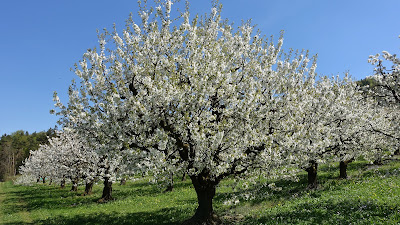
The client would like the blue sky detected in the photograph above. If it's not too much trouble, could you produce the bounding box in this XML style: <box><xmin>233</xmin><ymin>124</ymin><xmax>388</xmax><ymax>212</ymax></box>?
<box><xmin>0</xmin><ymin>0</ymin><xmax>399</xmax><ymax>135</ymax></box>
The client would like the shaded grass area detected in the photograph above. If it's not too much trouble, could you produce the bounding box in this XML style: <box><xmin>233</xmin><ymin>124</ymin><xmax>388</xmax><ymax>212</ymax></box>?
<box><xmin>0</xmin><ymin>159</ymin><xmax>399</xmax><ymax>224</ymax></box>
<box><xmin>0</xmin><ymin>179</ymin><xmax>197</xmax><ymax>225</ymax></box>
<box><xmin>226</xmin><ymin>159</ymin><xmax>400</xmax><ymax>224</ymax></box>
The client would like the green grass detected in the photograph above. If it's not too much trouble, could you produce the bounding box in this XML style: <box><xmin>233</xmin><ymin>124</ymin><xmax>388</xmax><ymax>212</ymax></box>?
<box><xmin>1</xmin><ymin>159</ymin><xmax>400</xmax><ymax>224</ymax></box>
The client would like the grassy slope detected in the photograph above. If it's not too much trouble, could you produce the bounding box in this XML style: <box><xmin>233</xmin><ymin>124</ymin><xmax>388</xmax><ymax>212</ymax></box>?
<box><xmin>0</xmin><ymin>159</ymin><xmax>399</xmax><ymax>225</ymax></box>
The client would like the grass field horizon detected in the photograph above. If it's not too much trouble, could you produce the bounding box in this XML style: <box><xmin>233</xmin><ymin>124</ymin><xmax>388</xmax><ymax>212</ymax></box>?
<box><xmin>1</xmin><ymin>158</ymin><xmax>400</xmax><ymax>224</ymax></box>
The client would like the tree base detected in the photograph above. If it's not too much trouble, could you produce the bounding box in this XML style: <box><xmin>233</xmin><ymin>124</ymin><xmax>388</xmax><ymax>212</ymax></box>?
<box><xmin>83</xmin><ymin>182</ymin><xmax>94</xmax><ymax>196</ymax></box>
<box><xmin>306</xmin><ymin>161</ymin><xmax>318</xmax><ymax>189</ymax></box>
<box><xmin>98</xmin><ymin>179</ymin><xmax>113</xmax><ymax>203</ymax></box>
<box><xmin>70</xmin><ymin>186</ymin><xmax>78</xmax><ymax>192</ymax></box>
<box><xmin>82</xmin><ymin>190</ymin><xmax>92</xmax><ymax>196</ymax></box>
<box><xmin>306</xmin><ymin>183</ymin><xmax>318</xmax><ymax>190</ymax></box>
<box><xmin>163</xmin><ymin>185</ymin><xmax>173</xmax><ymax>193</ymax></box>
<box><xmin>339</xmin><ymin>160</ymin><xmax>353</xmax><ymax>179</ymax></box>
<box><xmin>181</xmin><ymin>213</ymin><xmax>222</xmax><ymax>225</ymax></box>
<box><xmin>97</xmin><ymin>196</ymin><xmax>114</xmax><ymax>203</ymax></box>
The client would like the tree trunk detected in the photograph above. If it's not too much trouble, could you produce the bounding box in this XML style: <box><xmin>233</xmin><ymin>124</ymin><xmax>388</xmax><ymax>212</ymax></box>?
<box><xmin>83</xmin><ymin>180</ymin><xmax>94</xmax><ymax>195</ymax></box>
<box><xmin>339</xmin><ymin>159</ymin><xmax>353</xmax><ymax>179</ymax></box>
<box><xmin>305</xmin><ymin>161</ymin><xmax>318</xmax><ymax>189</ymax></box>
<box><xmin>98</xmin><ymin>178</ymin><xmax>113</xmax><ymax>202</ymax></box>
<box><xmin>60</xmin><ymin>179</ymin><xmax>66</xmax><ymax>189</ymax></box>
<box><xmin>70</xmin><ymin>177</ymin><xmax>79</xmax><ymax>192</ymax></box>
<box><xmin>120</xmin><ymin>178</ymin><xmax>126</xmax><ymax>185</ymax></box>
<box><xmin>181</xmin><ymin>170</ymin><xmax>221</xmax><ymax>225</ymax></box>
<box><xmin>42</xmin><ymin>177</ymin><xmax>46</xmax><ymax>184</ymax></box>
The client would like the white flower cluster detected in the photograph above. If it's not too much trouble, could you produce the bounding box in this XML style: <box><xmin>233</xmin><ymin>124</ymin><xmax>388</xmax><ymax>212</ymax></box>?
<box><xmin>42</xmin><ymin>1</ymin><xmax>397</xmax><ymax>214</ymax></box>
<box><xmin>366</xmin><ymin>35</ymin><xmax>400</xmax><ymax>152</ymax></box>
<box><xmin>17</xmin><ymin>129</ymin><xmax>100</xmax><ymax>186</ymax></box>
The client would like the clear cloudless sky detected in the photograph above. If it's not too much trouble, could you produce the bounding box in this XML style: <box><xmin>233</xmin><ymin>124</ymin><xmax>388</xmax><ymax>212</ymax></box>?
<box><xmin>0</xmin><ymin>0</ymin><xmax>399</xmax><ymax>135</ymax></box>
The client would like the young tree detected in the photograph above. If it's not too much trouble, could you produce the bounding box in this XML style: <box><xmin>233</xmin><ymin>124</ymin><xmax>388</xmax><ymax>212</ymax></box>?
<box><xmin>17</xmin><ymin>129</ymin><xmax>99</xmax><ymax>194</ymax></box>
<box><xmin>275</xmin><ymin>75</ymin><xmax>343</xmax><ymax>187</ymax></box>
<box><xmin>278</xmin><ymin>74</ymin><xmax>389</xmax><ymax>185</ymax></box>
<box><xmin>368</xmin><ymin>37</ymin><xmax>400</xmax><ymax>146</ymax></box>
<box><xmin>18</xmin><ymin>146</ymin><xmax>52</xmax><ymax>184</ymax></box>
<box><xmin>327</xmin><ymin>80</ymin><xmax>392</xmax><ymax>179</ymax></box>
<box><xmin>53</xmin><ymin>1</ymin><xmax>317</xmax><ymax>223</ymax></box>
<box><xmin>50</xmin><ymin>129</ymin><xmax>99</xmax><ymax>193</ymax></box>
<box><xmin>368</xmin><ymin>42</ymin><xmax>400</xmax><ymax>106</ymax></box>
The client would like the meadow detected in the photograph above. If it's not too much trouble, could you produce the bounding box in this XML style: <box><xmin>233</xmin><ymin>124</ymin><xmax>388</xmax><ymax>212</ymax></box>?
<box><xmin>1</xmin><ymin>159</ymin><xmax>400</xmax><ymax>225</ymax></box>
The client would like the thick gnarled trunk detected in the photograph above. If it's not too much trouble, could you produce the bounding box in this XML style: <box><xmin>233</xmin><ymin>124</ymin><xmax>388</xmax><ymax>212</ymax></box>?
<box><xmin>98</xmin><ymin>178</ymin><xmax>113</xmax><ymax>202</ymax></box>
<box><xmin>305</xmin><ymin>161</ymin><xmax>318</xmax><ymax>189</ymax></box>
<box><xmin>182</xmin><ymin>171</ymin><xmax>221</xmax><ymax>225</ymax></box>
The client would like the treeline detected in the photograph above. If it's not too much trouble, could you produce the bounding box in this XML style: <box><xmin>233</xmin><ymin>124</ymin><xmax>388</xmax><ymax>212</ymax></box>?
<box><xmin>0</xmin><ymin>127</ymin><xmax>57</xmax><ymax>181</ymax></box>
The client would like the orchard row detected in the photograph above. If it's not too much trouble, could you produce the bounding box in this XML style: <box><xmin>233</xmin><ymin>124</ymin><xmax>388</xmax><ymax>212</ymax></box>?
<box><xmin>17</xmin><ymin>1</ymin><xmax>399</xmax><ymax>224</ymax></box>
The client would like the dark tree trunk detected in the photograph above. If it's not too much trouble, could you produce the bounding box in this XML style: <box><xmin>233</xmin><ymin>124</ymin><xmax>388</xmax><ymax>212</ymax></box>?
<box><xmin>37</xmin><ymin>178</ymin><xmax>40</xmax><ymax>183</ymax></box>
<box><xmin>42</xmin><ymin>177</ymin><xmax>46</xmax><ymax>184</ymax></box>
<box><xmin>181</xmin><ymin>170</ymin><xmax>221</xmax><ymax>225</ymax></box>
<box><xmin>339</xmin><ymin>159</ymin><xmax>353</xmax><ymax>179</ymax></box>
<box><xmin>98</xmin><ymin>178</ymin><xmax>113</xmax><ymax>202</ymax></box>
<box><xmin>120</xmin><ymin>178</ymin><xmax>126</xmax><ymax>185</ymax></box>
<box><xmin>164</xmin><ymin>183</ymin><xmax>173</xmax><ymax>192</ymax></box>
<box><xmin>83</xmin><ymin>180</ymin><xmax>94</xmax><ymax>195</ymax></box>
<box><xmin>60</xmin><ymin>179</ymin><xmax>66</xmax><ymax>189</ymax></box>
<box><xmin>70</xmin><ymin>177</ymin><xmax>79</xmax><ymax>192</ymax></box>
<box><xmin>305</xmin><ymin>161</ymin><xmax>318</xmax><ymax>189</ymax></box>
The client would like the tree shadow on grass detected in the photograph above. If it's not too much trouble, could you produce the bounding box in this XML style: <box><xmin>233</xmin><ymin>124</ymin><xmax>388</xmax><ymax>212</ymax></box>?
<box><xmin>114</xmin><ymin>179</ymin><xmax>193</xmax><ymax>200</ymax></box>
<box><xmin>3</xmin><ymin>181</ymin><xmax>198</xmax><ymax>225</ymax></box>
<box><xmin>30</xmin><ymin>207</ymin><xmax>189</xmax><ymax>225</ymax></box>
<box><xmin>318</xmin><ymin>161</ymin><xmax>370</xmax><ymax>174</ymax></box>
<box><xmin>245</xmin><ymin>160</ymin><xmax>398</xmax><ymax>205</ymax></box>
<box><xmin>242</xmin><ymin>198</ymin><xmax>400</xmax><ymax>225</ymax></box>
<box><xmin>9</xmin><ymin>180</ymin><xmax>172</xmax><ymax>212</ymax></box>
<box><xmin>3</xmin><ymin>184</ymin><xmax>101</xmax><ymax>212</ymax></box>
<box><xmin>213</xmin><ymin>174</ymin><xmax>313</xmax><ymax>208</ymax></box>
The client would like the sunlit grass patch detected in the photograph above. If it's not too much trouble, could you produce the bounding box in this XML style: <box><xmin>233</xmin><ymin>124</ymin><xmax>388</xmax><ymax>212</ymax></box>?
<box><xmin>1</xmin><ymin>159</ymin><xmax>399</xmax><ymax>224</ymax></box>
